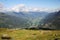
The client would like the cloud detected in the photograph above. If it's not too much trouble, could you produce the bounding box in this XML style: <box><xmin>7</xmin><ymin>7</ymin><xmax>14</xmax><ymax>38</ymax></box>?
<box><xmin>0</xmin><ymin>3</ymin><xmax>60</xmax><ymax>12</ymax></box>
<box><xmin>11</xmin><ymin>4</ymin><xmax>59</xmax><ymax>12</ymax></box>
<box><xmin>31</xmin><ymin>8</ymin><xmax>39</xmax><ymax>12</ymax></box>
<box><xmin>0</xmin><ymin>3</ymin><xmax>9</xmax><ymax>12</ymax></box>
<box><xmin>11</xmin><ymin>4</ymin><xmax>25</xmax><ymax>12</ymax></box>
<box><xmin>0</xmin><ymin>3</ymin><xmax>5</xmax><ymax>12</ymax></box>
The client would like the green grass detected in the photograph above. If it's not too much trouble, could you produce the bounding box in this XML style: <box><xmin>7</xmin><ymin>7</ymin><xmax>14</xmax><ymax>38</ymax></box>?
<box><xmin>0</xmin><ymin>28</ymin><xmax>60</xmax><ymax>40</ymax></box>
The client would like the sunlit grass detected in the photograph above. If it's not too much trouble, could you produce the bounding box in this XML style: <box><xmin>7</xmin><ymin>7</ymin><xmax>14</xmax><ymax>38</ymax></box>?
<box><xmin>0</xmin><ymin>28</ymin><xmax>60</xmax><ymax>40</ymax></box>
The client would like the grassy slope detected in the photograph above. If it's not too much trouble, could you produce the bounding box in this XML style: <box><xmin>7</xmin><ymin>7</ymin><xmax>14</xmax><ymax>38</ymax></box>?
<box><xmin>0</xmin><ymin>28</ymin><xmax>60</xmax><ymax>40</ymax></box>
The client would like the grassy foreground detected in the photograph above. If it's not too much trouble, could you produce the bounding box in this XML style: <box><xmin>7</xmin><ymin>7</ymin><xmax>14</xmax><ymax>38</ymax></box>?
<box><xmin>0</xmin><ymin>28</ymin><xmax>60</xmax><ymax>40</ymax></box>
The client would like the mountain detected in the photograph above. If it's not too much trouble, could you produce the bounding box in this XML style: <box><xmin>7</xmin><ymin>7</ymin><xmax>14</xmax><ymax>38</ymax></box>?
<box><xmin>0</xmin><ymin>9</ymin><xmax>60</xmax><ymax>30</ymax></box>
<box><xmin>38</xmin><ymin>11</ymin><xmax>60</xmax><ymax>30</ymax></box>
<box><xmin>0</xmin><ymin>11</ymin><xmax>49</xmax><ymax>28</ymax></box>
<box><xmin>0</xmin><ymin>12</ymin><xmax>32</xmax><ymax>28</ymax></box>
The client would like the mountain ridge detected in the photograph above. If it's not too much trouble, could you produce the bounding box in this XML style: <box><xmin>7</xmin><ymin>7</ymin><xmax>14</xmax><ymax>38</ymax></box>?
<box><xmin>0</xmin><ymin>10</ymin><xmax>60</xmax><ymax>30</ymax></box>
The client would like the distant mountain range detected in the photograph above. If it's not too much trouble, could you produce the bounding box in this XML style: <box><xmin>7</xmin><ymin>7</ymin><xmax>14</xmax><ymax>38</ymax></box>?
<box><xmin>0</xmin><ymin>10</ymin><xmax>60</xmax><ymax>30</ymax></box>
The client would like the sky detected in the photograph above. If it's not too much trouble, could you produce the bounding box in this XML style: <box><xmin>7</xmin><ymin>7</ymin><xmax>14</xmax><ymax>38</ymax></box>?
<box><xmin>0</xmin><ymin>0</ymin><xmax>60</xmax><ymax>9</ymax></box>
<box><xmin>0</xmin><ymin>0</ymin><xmax>60</xmax><ymax>13</ymax></box>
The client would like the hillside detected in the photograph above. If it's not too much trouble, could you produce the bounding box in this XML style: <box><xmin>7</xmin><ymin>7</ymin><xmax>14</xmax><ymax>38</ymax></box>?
<box><xmin>0</xmin><ymin>12</ymin><xmax>48</xmax><ymax>29</ymax></box>
<box><xmin>0</xmin><ymin>10</ymin><xmax>60</xmax><ymax>30</ymax></box>
<box><xmin>38</xmin><ymin>11</ymin><xmax>60</xmax><ymax>30</ymax></box>
<box><xmin>0</xmin><ymin>12</ymin><xmax>30</xmax><ymax>28</ymax></box>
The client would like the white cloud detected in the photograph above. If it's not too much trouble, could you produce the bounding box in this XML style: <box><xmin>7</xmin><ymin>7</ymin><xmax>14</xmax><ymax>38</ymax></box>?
<box><xmin>22</xmin><ymin>8</ymin><xmax>29</xmax><ymax>12</ymax></box>
<box><xmin>32</xmin><ymin>8</ymin><xmax>38</xmax><ymax>11</ymax></box>
<box><xmin>11</xmin><ymin>4</ymin><xmax>25</xmax><ymax>12</ymax></box>
<box><xmin>5</xmin><ymin>4</ymin><xmax>60</xmax><ymax>12</ymax></box>
<box><xmin>0</xmin><ymin>3</ymin><xmax>5</xmax><ymax>12</ymax></box>
<box><xmin>0</xmin><ymin>3</ymin><xmax>60</xmax><ymax>12</ymax></box>
<box><xmin>0</xmin><ymin>3</ymin><xmax>10</xmax><ymax>12</ymax></box>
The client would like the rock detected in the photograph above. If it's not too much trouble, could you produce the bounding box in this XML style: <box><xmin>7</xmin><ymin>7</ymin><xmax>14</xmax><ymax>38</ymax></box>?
<box><xmin>1</xmin><ymin>34</ymin><xmax>11</xmax><ymax>40</ymax></box>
